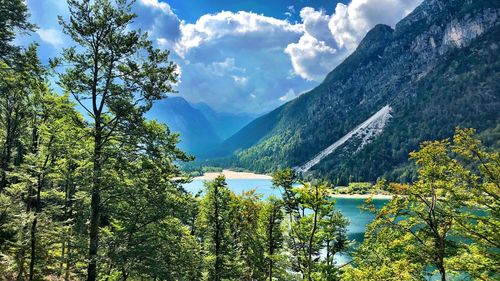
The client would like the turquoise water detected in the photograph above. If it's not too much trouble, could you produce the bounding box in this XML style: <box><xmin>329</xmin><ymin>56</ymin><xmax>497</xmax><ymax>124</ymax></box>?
<box><xmin>183</xmin><ymin>179</ymin><xmax>388</xmax><ymax>243</ymax></box>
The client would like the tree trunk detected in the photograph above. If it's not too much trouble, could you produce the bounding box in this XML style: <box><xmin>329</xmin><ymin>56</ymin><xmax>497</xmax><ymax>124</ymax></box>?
<box><xmin>65</xmin><ymin>241</ymin><xmax>71</xmax><ymax>281</ymax></box>
<box><xmin>438</xmin><ymin>239</ymin><xmax>446</xmax><ymax>281</ymax></box>
<box><xmin>16</xmin><ymin>243</ymin><xmax>26</xmax><ymax>281</ymax></box>
<box><xmin>0</xmin><ymin>108</ymin><xmax>13</xmax><ymax>191</ymax></box>
<box><xmin>87</xmin><ymin>122</ymin><xmax>102</xmax><ymax>281</ymax></box>
<box><xmin>28</xmin><ymin>216</ymin><xmax>37</xmax><ymax>281</ymax></box>
<box><xmin>438</xmin><ymin>264</ymin><xmax>446</xmax><ymax>281</ymax></box>
<box><xmin>121</xmin><ymin>268</ymin><xmax>128</xmax><ymax>281</ymax></box>
<box><xmin>306</xmin><ymin>187</ymin><xmax>319</xmax><ymax>281</ymax></box>
<box><xmin>268</xmin><ymin>209</ymin><xmax>275</xmax><ymax>281</ymax></box>
<box><xmin>62</xmin><ymin>163</ymin><xmax>75</xmax><ymax>281</ymax></box>
<box><xmin>214</xmin><ymin>184</ymin><xmax>221</xmax><ymax>281</ymax></box>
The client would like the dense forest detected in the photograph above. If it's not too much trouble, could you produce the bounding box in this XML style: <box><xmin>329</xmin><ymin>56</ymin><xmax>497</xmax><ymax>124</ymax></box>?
<box><xmin>0</xmin><ymin>0</ymin><xmax>498</xmax><ymax>280</ymax></box>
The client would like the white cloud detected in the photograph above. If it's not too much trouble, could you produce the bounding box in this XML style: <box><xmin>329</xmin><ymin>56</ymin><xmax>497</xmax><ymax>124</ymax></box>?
<box><xmin>37</xmin><ymin>28</ymin><xmax>64</xmax><ymax>47</ymax></box>
<box><xmin>160</xmin><ymin>10</ymin><xmax>314</xmax><ymax>113</ymax></box>
<box><xmin>285</xmin><ymin>0</ymin><xmax>422</xmax><ymax>81</ymax></box>
<box><xmin>161</xmin><ymin>0</ymin><xmax>423</xmax><ymax>111</ymax></box>
<box><xmin>139</xmin><ymin>0</ymin><xmax>175</xmax><ymax>15</ymax></box>
<box><xmin>211</xmin><ymin>58</ymin><xmax>246</xmax><ymax>76</ymax></box>
<box><xmin>285</xmin><ymin>33</ymin><xmax>344</xmax><ymax>81</ymax></box>
<box><xmin>232</xmin><ymin>75</ymin><xmax>248</xmax><ymax>85</ymax></box>
<box><xmin>280</xmin><ymin>89</ymin><xmax>296</xmax><ymax>101</ymax></box>
<box><xmin>174</xmin><ymin>11</ymin><xmax>302</xmax><ymax>57</ymax></box>
<box><xmin>329</xmin><ymin>0</ymin><xmax>421</xmax><ymax>51</ymax></box>
<box><xmin>134</xmin><ymin>0</ymin><xmax>181</xmax><ymax>47</ymax></box>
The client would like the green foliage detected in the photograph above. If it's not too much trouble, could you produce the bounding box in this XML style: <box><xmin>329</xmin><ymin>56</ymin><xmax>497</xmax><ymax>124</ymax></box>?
<box><xmin>336</xmin><ymin>182</ymin><xmax>372</xmax><ymax>194</ymax></box>
<box><xmin>272</xmin><ymin>168</ymin><xmax>350</xmax><ymax>281</ymax></box>
<box><xmin>196</xmin><ymin>176</ymin><xmax>239</xmax><ymax>281</ymax></box>
<box><xmin>56</xmin><ymin>0</ymin><xmax>180</xmax><ymax>279</ymax></box>
<box><xmin>1</xmin><ymin>0</ymin><xmax>498</xmax><ymax>280</ymax></box>
<box><xmin>343</xmin><ymin>128</ymin><xmax>500</xmax><ymax>280</ymax></box>
<box><xmin>0</xmin><ymin>0</ymin><xmax>35</xmax><ymax>62</ymax></box>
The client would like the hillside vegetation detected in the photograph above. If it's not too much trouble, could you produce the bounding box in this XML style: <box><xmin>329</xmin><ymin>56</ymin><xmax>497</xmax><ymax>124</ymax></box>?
<box><xmin>208</xmin><ymin>0</ymin><xmax>500</xmax><ymax>184</ymax></box>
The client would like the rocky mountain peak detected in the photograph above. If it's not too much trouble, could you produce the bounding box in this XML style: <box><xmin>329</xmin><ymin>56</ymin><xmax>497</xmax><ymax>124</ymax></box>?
<box><xmin>356</xmin><ymin>24</ymin><xmax>394</xmax><ymax>54</ymax></box>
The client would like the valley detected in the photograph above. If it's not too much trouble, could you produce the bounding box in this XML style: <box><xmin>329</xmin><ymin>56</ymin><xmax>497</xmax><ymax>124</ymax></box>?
<box><xmin>0</xmin><ymin>0</ymin><xmax>498</xmax><ymax>280</ymax></box>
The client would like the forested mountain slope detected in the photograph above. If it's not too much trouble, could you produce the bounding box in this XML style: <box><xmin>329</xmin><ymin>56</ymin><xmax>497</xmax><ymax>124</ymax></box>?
<box><xmin>210</xmin><ymin>0</ymin><xmax>500</xmax><ymax>184</ymax></box>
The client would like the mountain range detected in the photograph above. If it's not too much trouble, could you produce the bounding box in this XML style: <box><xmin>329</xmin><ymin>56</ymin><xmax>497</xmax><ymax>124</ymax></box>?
<box><xmin>147</xmin><ymin>97</ymin><xmax>255</xmax><ymax>156</ymax></box>
<box><xmin>205</xmin><ymin>0</ymin><xmax>500</xmax><ymax>184</ymax></box>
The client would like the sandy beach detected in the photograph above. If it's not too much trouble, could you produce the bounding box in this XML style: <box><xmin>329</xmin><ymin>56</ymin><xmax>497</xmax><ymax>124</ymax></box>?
<box><xmin>331</xmin><ymin>194</ymin><xmax>393</xmax><ymax>200</ymax></box>
<box><xmin>193</xmin><ymin>169</ymin><xmax>272</xmax><ymax>180</ymax></box>
<box><xmin>192</xmin><ymin>171</ymin><xmax>393</xmax><ymax>199</ymax></box>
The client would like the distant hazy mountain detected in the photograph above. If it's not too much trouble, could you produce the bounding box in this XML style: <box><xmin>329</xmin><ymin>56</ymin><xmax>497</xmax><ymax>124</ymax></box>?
<box><xmin>192</xmin><ymin>102</ymin><xmax>256</xmax><ymax>140</ymax></box>
<box><xmin>209</xmin><ymin>0</ymin><xmax>500</xmax><ymax>184</ymax></box>
<box><xmin>147</xmin><ymin>97</ymin><xmax>219</xmax><ymax>156</ymax></box>
<box><xmin>147</xmin><ymin>97</ymin><xmax>255</xmax><ymax>157</ymax></box>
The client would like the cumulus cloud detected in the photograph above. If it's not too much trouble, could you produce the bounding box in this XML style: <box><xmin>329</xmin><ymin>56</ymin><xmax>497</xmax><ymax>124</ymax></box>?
<box><xmin>159</xmin><ymin>10</ymin><xmax>316</xmax><ymax>113</ymax></box>
<box><xmin>134</xmin><ymin>0</ymin><xmax>182</xmax><ymax>47</ymax></box>
<box><xmin>329</xmin><ymin>0</ymin><xmax>421</xmax><ymax>51</ymax></box>
<box><xmin>174</xmin><ymin>11</ymin><xmax>302</xmax><ymax>57</ymax></box>
<box><xmin>285</xmin><ymin>33</ymin><xmax>344</xmax><ymax>81</ymax></box>
<box><xmin>25</xmin><ymin>0</ymin><xmax>423</xmax><ymax>113</ymax></box>
<box><xmin>151</xmin><ymin>0</ymin><xmax>422</xmax><ymax>111</ymax></box>
<box><xmin>37</xmin><ymin>28</ymin><xmax>65</xmax><ymax>47</ymax></box>
<box><xmin>285</xmin><ymin>0</ymin><xmax>422</xmax><ymax>81</ymax></box>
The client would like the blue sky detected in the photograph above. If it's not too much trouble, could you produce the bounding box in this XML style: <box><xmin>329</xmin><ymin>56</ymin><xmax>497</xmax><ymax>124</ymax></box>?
<box><xmin>21</xmin><ymin>0</ymin><xmax>422</xmax><ymax>114</ymax></box>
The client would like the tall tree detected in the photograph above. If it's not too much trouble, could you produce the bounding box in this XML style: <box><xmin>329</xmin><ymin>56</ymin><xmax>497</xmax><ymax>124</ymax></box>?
<box><xmin>232</xmin><ymin>190</ymin><xmax>266</xmax><ymax>281</ymax></box>
<box><xmin>100</xmin><ymin>120</ymin><xmax>200</xmax><ymax>280</ymax></box>
<box><xmin>24</xmin><ymin>88</ymin><xmax>85</xmax><ymax>280</ymax></box>
<box><xmin>260</xmin><ymin>196</ymin><xmax>285</xmax><ymax>281</ymax></box>
<box><xmin>57</xmin><ymin>0</ymin><xmax>177</xmax><ymax>280</ymax></box>
<box><xmin>197</xmin><ymin>176</ymin><xmax>238</xmax><ymax>281</ymax></box>
<box><xmin>272</xmin><ymin>168</ymin><xmax>349</xmax><ymax>280</ymax></box>
<box><xmin>0</xmin><ymin>0</ymin><xmax>35</xmax><ymax>190</ymax></box>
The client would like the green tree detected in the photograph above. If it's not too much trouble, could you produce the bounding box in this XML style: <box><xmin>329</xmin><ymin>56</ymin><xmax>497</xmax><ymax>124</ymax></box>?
<box><xmin>57</xmin><ymin>0</ymin><xmax>177</xmax><ymax>279</ymax></box>
<box><xmin>99</xmin><ymin>120</ymin><xmax>200</xmax><ymax>280</ymax></box>
<box><xmin>0</xmin><ymin>45</ymin><xmax>45</xmax><ymax>191</ymax></box>
<box><xmin>0</xmin><ymin>0</ymin><xmax>35</xmax><ymax>62</ymax></box>
<box><xmin>272</xmin><ymin>168</ymin><xmax>349</xmax><ymax>281</ymax></box>
<box><xmin>231</xmin><ymin>190</ymin><xmax>265</xmax><ymax>281</ymax></box>
<box><xmin>0</xmin><ymin>46</ymin><xmax>89</xmax><ymax>280</ymax></box>
<box><xmin>25</xmin><ymin>86</ymin><xmax>85</xmax><ymax>281</ymax></box>
<box><xmin>260</xmin><ymin>196</ymin><xmax>285</xmax><ymax>281</ymax></box>
<box><xmin>197</xmin><ymin>176</ymin><xmax>238</xmax><ymax>281</ymax></box>
<box><xmin>344</xmin><ymin>128</ymin><xmax>499</xmax><ymax>280</ymax></box>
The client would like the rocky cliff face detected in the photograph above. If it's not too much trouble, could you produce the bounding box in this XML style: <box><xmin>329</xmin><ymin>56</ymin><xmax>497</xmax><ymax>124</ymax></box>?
<box><xmin>211</xmin><ymin>0</ymin><xmax>500</xmax><ymax>183</ymax></box>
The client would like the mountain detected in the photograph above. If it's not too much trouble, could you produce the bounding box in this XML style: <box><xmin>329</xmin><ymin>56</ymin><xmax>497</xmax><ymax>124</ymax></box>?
<box><xmin>147</xmin><ymin>97</ymin><xmax>220</xmax><ymax>156</ymax></box>
<box><xmin>191</xmin><ymin>102</ymin><xmax>256</xmax><ymax>140</ymax></box>
<box><xmin>147</xmin><ymin>97</ymin><xmax>256</xmax><ymax>156</ymax></box>
<box><xmin>209</xmin><ymin>0</ymin><xmax>500</xmax><ymax>184</ymax></box>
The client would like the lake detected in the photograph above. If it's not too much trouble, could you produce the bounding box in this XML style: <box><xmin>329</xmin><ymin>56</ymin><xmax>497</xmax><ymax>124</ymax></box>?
<box><xmin>183</xmin><ymin>178</ymin><xmax>388</xmax><ymax>243</ymax></box>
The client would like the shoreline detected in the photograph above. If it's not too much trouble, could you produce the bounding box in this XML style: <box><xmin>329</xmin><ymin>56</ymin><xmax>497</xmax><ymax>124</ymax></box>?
<box><xmin>191</xmin><ymin>170</ymin><xmax>393</xmax><ymax>199</ymax></box>
<box><xmin>331</xmin><ymin>194</ymin><xmax>393</xmax><ymax>199</ymax></box>
<box><xmin>193</xmin><ymin>169</ymin><xmax>272</xmax><ymax>180</ymax></box>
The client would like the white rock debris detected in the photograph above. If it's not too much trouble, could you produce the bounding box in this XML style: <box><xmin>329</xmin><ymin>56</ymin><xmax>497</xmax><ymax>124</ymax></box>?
<box><xmin>295</xmin><ymin>105</ymin><xmax>392</xmax><ymax>173</ymax></box>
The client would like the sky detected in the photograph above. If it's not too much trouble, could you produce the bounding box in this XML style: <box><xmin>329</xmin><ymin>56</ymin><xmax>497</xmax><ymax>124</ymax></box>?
<box><xmin>21</xmin><ymin>0</ymin><xmax>422</xmax><ymax>114</ymax></box>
